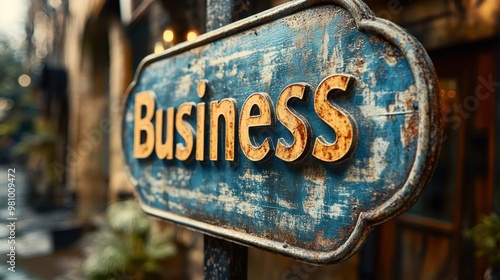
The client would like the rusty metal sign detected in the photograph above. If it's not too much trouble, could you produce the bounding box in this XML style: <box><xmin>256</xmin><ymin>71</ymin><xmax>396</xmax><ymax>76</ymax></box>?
<box><xmin>121</xmin><ymin>0</ymin><xmax>441</xmax><ymax>264</ymax></box>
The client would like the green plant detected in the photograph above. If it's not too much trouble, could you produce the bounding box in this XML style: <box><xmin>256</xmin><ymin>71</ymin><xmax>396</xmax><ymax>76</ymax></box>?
<box><xmin>82</xmin><ymin>199</ymin><xmax>176</xmax><ymax>280</ymax></box>
<box><xmin>11</xmin><ymin>118</ymin><xmax>60</xmax><ymax>196</ymax></box>
<box><xmin>465</xmin><ymin>213</ymin><xmax>500</xmax><ymax>265</ymax></box>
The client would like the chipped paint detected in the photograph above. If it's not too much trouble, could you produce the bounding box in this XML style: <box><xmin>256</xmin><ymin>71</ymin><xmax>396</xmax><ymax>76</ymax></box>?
<box><xmin>239</xmin><ymin>169</ymin><xmax>270</xmax><ymax>183</ymax></box>
<box><xmin>208</xmin><ymin>50</ymin><xmax>256</xmax><ymax>66</ymax></box>
<box><xmin>125</xmin><ymin>110</ymin><xmax>134</xmax><ymax>122</ymax></box>
<box><xmin>303</xmin><ymin>166</ymin><xmax>327</xmax><ymax>220</ymax></box>
<box><xmin>121</xmin><ymin>0</ymin><xmax>441</xmax><ymax>264</ymax></box>
<box><xmin>343</xmin><ymin>137</ymin><xmax>390</xmax><ymax>183</ymax></box>
<box><xmin>261</xmin><ymin>50</ymin><xmax>278</xmax><ymax>88</ymax></box>
<box><xmin>176</xmin><ymin>75</ymin><xmax>193</xmax><ymax>97</ymax></box>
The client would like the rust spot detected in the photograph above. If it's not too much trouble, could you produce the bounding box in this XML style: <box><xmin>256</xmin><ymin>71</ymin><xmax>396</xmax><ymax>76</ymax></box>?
<box><xmin>405</xmin><ymin>98</ymin><xmax>415</xmax><ymax>111</ymax></box>
<box><xmin>345</xmin><ymin>127</ymin><xmax>352</xmax><ymax>139</ymax></box>
<box><xmin>297</xmin><ymin>123</ymin><xmax>308</xmax><ymax>145</ymax></box>
<box><xmin>309</xmin><ymin>230</ymin><xmax>349</xmax><ymax>252</ymax></box>
<box><xmin>273</xmin><ymin>230</ymin><xmax>298</xmax><ymax>247</ymax></box>
<box><xmin>355</xmin><ymin>60</ymin><xmax>365</xmax><ymax>67</ymax></box>
<box><xmin>403</xmin><ymin>110</ymin><xmax>419</xmax><ymax>146</ymax></box>
<box><xmin>369</xmin><ymin>35</ymin><xmax>384</xmax><ymax>44</ymax></box>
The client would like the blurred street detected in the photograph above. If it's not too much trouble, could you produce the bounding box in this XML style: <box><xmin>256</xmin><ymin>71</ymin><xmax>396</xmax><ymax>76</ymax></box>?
<box><xmin>0</xmin><ymin>165</ymin><xmax>84</xmax><ymax>279</ymax></box>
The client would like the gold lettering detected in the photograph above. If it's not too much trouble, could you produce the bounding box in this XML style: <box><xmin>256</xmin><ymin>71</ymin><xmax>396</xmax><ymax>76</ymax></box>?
<box><xmin>210</xmin><ymin>99</ymin><xmax>238</xmax><ymax>161</ymax></box>
<box><xmin>239</xmin><ymin>93</ymin><xmax>274</xmax><ymax>161</ymax></box>
<box><xmin>175</xmin><ymin>102</ymin><xmax>196</xmax><ymax>161</ymax></box>
<box><xmin>196</xmin><ymin>103</ymin><xmax>206</xmax><ymax>161</ymax></box>
<box><xmin>133</xmin><ymin>91</ymin><xmax>155</xmax><ymax>158</ymax></box>
<box><xmin>155</xmin><ymin>107</ymin><xmax>175</xmax><ymax>160</ymax></box>
<box><xmin>275</xmin><ymin>84</ymin><xmax>312</xmax><ymax>162</ymax></box>
<box><xmin>312</xmin><ymin>74</ymin><xmax>356</xmax><ymax>162</ymax></box>
<box><xmin>131</xmin><ymin>75</ymin><xmax>358</xmax><ymax>163</ymax></box>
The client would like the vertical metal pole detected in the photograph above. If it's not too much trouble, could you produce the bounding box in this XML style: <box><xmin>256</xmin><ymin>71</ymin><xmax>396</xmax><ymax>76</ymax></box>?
<box><xmin>204</xmin><ymin>235</ymin><xmax>248</xmax><ymax>280</ymax></box>
<box><xmin>206</xmin><ymin>0</ymin><xmax>251</xmax><ymax>30</ymax></box>
<box><xmin>204</xmin><ymin>0</ymin><xmax>251</xmax><ymax>279</ymax></box>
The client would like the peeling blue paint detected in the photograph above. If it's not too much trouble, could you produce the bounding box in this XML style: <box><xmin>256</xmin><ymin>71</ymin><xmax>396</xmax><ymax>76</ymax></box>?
<box><xmin>121</xmin><ymin>1</ymin><xmax>441</xmax><ymax>264</ymax></box>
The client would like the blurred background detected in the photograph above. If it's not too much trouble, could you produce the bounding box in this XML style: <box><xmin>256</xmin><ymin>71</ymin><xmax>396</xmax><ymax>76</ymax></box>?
<box><xmin>0</xmin><ymin>0</ymin><xmax>499</xmax><ymax>279</ymax></box>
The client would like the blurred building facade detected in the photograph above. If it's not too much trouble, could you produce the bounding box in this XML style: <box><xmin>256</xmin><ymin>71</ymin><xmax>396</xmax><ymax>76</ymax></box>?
<box><xmin>363</xmin><ymin>1</ymin><xmax>500</xmax><ymax>279</ymax></box>
<box><xmin>25</xmin><ymin>0</ymin><xmax>500</xmax><ymax>279</ymax></box>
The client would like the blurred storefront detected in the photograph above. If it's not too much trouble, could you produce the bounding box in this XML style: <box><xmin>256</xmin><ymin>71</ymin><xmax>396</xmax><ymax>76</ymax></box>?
<box><xmin>24</xmin><ymin>0</ymin><xmax>499</xmax><ymax>279</ymax></box>
<box><xmin>362</xmin><ymin>1</ymin><xmax>500</xmax><ymax>279</ymax></box>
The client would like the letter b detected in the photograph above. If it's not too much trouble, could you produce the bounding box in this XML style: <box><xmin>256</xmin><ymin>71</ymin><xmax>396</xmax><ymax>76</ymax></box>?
<box><xmin>133</xmin><ymin>91</ymin><xmax>156</xmax><ymax>158</ymax></box>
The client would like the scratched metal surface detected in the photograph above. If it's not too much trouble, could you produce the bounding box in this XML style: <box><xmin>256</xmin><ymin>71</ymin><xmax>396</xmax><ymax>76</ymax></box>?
<box><xmin>121</xmin><ymin>0</ymin><xmax>441</xmax><ymax>264</ymax></box>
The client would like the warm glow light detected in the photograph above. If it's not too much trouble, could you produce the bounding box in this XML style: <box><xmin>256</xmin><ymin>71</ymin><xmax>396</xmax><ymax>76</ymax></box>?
<box><xmin>447</xmin><ymin>90</ymin><xmax>456</xmax><ymax>99</ymax></box>
<box><xmin>18</xmin><ymin>74</ymin><xmax>31</xmax><ymax>87</ymax></box>
<box><xmin>0</xmin><ymin>98</ymin><xmax>13</xmax><ymax>111</ymax></box>
<box><xmin>187</xmin><ymin>31</ymin><xmax>197</xmax><ymax>42</ymax></box>
<box><xmin>163</xmin><ymin>29</ymin><xmax>174</xmax><ymax>42</ymax></box>
<box><xmin>154</xmin><ymin>42</ymin><xmax>164</xmax><ymax>54</ymax></box>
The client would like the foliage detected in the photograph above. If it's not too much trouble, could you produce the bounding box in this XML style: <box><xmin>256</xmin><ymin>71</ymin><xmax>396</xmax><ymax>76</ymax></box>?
<box><xmin>0</xmin><ymin>39</ymin><xmax>27</xmax><ymax>99</ymax></box>
<box><xmin>12</xmin><ymin>118</ymin><xmax>57</xmax><ymax>155</ymax></box>
<box><xmin>465</xmin><ymin>213</ymin><xmax>500</xmax><ymax>265</ymax></box>
<box><xmin>82</xmin><ymin>200</ymin><xmax>176</xmax><ymax>280</ymax></box>
<box><xmin>10</xmin><ymin>118</ymin><xmax>59</xmax><ymax>185</ymax></box>
<box><xmin>0</xmin><ymin>38</ymin><xmax>37</xmax><ymax>162</ymax></box>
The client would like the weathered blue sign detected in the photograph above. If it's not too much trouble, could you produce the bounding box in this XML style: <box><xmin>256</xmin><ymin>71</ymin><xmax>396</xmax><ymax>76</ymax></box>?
<box><xmin>121</xmin><ymin>0</ymin><xmax>441</xmax><ymax>264</ymax></box>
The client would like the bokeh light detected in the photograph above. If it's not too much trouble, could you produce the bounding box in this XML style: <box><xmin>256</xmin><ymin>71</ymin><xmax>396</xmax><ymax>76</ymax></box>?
<box><xmin>163</xmin><ymin>29</ymin><xmax>174</xmax><ymax>43</ymax></box>
<box><xmin>154</xmin><ymin>42</ymin><xmax>164</xmax><ymax>54</ymax></box>
<box><xmin>18</xmin><ymin>74</ymin><xmax>31</xmax><ymax>87</ymax></box>
<box><xmin>187</xmin><ymin>31</ymin><xmax>197</xmax><ymax>42</ymax></box>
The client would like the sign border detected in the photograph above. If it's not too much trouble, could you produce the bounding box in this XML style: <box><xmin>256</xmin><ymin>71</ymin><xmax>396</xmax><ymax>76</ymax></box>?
<box><xmin>121</xmin><ymin>0</ymin><xmax>442</xmax><ymax>264</ymax></box>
